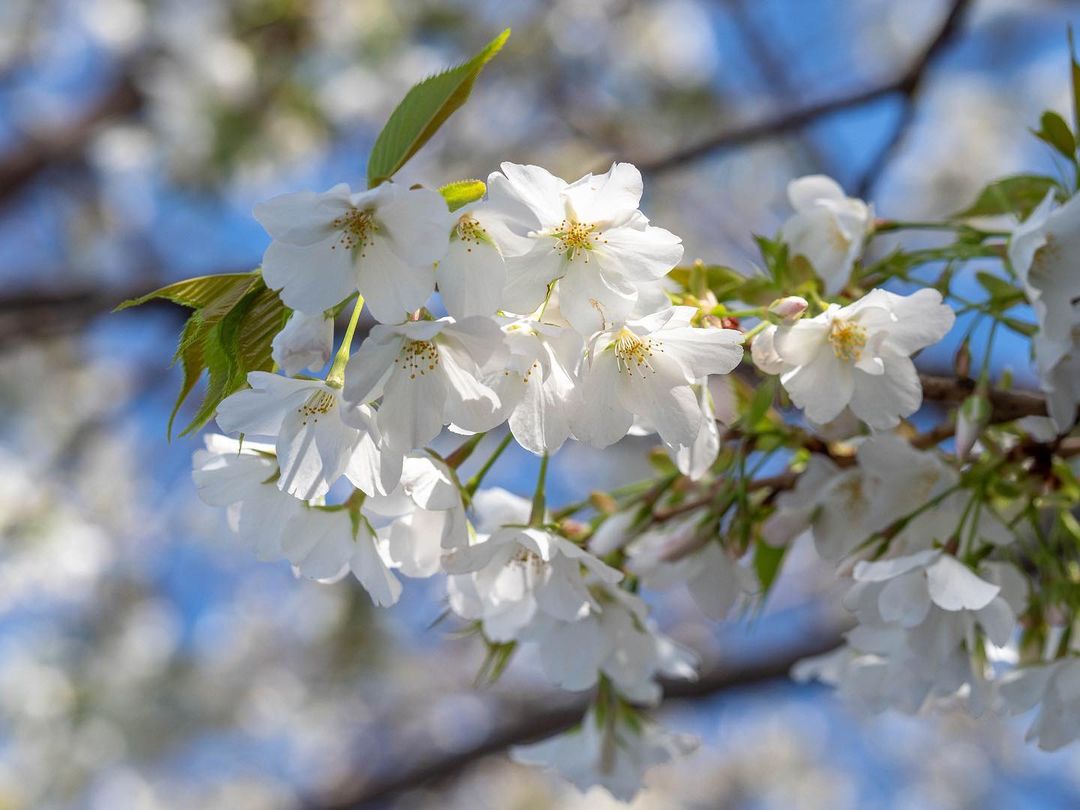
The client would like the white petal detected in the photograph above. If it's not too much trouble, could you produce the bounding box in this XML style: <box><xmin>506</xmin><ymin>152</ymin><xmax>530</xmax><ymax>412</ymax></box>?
<box><xmin>570</xmin><ymin>353</ymin><xmax>633</xmax><ymax>448</ymax></box>
<box><xmin>787</xmin><ymin>174</ymin><xmax>847</xmax><ymax>209</ymax></box>
<box><xmin>378</xmin><ymin>360</ymin><xmax>449</xmax><ymax>452</ymax></box>
<box><xmin>877</xmin><ymin>570</ymin><xmax>932</xmax><ymax>627</ymax></box>
<box><xmin>659</xmin><ymin>325</ymin><xmax>744</xmax><ymax>378</ymax></box>
<box><xmin>436</xmin><ymin>232</ymin><xmax>506</xmax><ymax>320</ymax></box>
<box><xmin>377</xmin><ymin>184</ymin><xmax>453</xmax><ymax>267</ymax></box>
<box><xmin>253</xmin><ymin>184</ymin><xmax>351</xmax><ymax>244</ymax></box>
<box><xmin>214</xmin><ymin>372</ymin><xmax>313</xmax><ymax>436</ymax></box>
<box><xmin>349</xmin><ymin>522</ymin><xmax>403</xmax><ymax>606</ymax></box>
<box><xmin>926</xmin><ymin>555</ymin><xmax>1000</xmax><ymax>611</ymax></box>
<box><xmin>272</xmin><ymin>311</ymin><xmax>333</xmax><ymax>375</ymax></box>
<box><xmin>594</xmin><ymin>222</ymin><xmax>684</xmax><ymax>283</ymax></box>
<box><xmin>558</xmin><ymin>264</ymin><xmax>637</xmax><ymax>335</ymax></box>
<box><xmin>261</xmin><ymin>235</ymin><xmax>357</xmax><ymax>315</ymax></box>
<box><xmin>781</xmin><ymin>348</ymin><xmax>853</xmax><ymax>425</ymax></box>
<box><xmin>355</xmin><ymin>235</ymin><xmax>435</xmax><ymax>324</ymax></box>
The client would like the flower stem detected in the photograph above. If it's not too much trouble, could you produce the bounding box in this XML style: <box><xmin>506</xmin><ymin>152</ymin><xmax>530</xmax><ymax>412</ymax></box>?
<box><xmin>326</xmin><ymin>296</ymin><xmax>365</xmax><ymax>388</ymax></box>
<box><xmin>529</xmin><ymin>452</ymin><xmax>550</xmax><ymax>527</ymax></box>
<box><xmin>465</xmin><ymin>432</ymin><xmax>514</xmax><ymax>495</ymax></box>
<box><xmin>445</xmin><ymin>431</ymin><xmax>487</xmax><ymax>469</ymax></box>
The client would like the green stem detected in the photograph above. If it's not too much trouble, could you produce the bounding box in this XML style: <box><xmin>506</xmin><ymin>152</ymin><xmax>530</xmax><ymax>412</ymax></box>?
<box><xmin>529</xmin><ymin>453</ymin><xmax>550</xmax><ymax>527</ymax></box>
<box><xmin>742</xmin><ymin>320</ymin><xmax>771</xmax><ymax>343</ymax></box>
<box><xmin>465</xmin><ymin>432</ymin><xmax>514</xmax><ymax>495</ymax></box>
<box><xmin>326</xmin><ymin>296</ymin><xmax>365</xmax><ymax>388</ymax></box>
<box><xmin>445</xmin><ymin>431</ymin><xmax>487</xmax><ymax>469</ymax></box>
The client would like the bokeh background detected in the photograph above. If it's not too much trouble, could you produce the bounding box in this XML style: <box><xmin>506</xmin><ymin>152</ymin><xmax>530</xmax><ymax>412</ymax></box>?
<box><xmin>2</xmin><ymin>0</ymin><xmax>1080</xmax><ymax>807</ymax></box>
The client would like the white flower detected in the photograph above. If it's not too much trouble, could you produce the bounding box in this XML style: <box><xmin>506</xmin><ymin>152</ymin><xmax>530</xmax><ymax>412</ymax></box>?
<box><xmin>527</xmin><ymin>586</ymin><xmax>698</xmax><ymax>704</ymax></box>
<box><xmin>342</xmin><ymin>316</ymin><xmax>507</xmax><ymax>453</ymax></box>
<box><xmin>780</xmin><ymin>175</ymin><xmax>873</xmax><ymax>295</ymax></box>
<box><xmin>999</xmin><ymin>658</ymin><xmax>1080</xmax><ymax>751</ymax></box>
<box><xmin>191</xmin><ymin>434</ymin><xmax>303</xmax><ymax>561</ymax></box>
<box><xmin>511</xmin><ymin>706</ymin><xmax>697</xmax><ymax>803</ymax></box>
<box><xmin>767</xmin><ymin>288</ymin><xmax>955</xmax><ymax>429</ymax></box>
<box><xmin>486</xmin><ymin>162</ymin><xmax>684</xmax><ymax>335</ymax></box>
<box><xmin>215</xmin><ymin>371</ymin><xmax>400</xmax><ymax>501</ymax></box>
<box><xmin>570</xmin><ymin>306</ymin><xmax>743</xmax><ymax>449</ymax></box>
<box><xmin>271</xmin><ymin>310</ymin><xmax>333</xmax><ymax>376</ymax></box>
<box><xmin>444</xmin><ymin>526</ymin><xmax>622</xmax><ymax>642</ymax></box>
<box><xmin>434</xmin><ymin>203</ymin><xmax>508</xmax><ymax>320</ymax></box>
<box><xmin>255</xmin><ymin>182</ymin><xmax>452</xmax><ymax>322</ymax></box>
<box><xmin>490</xmin><ymin>318</ymin><xmax>582</xmax><ymax>455</ymax></box>
<box><xmin>367</xmin><ymin>453</ymin><xmax>469</xmax><ymax>576</ymax></box>
<box><xmin>627</xmin><ymin>522</ymin><xmax>756</xmax><ymax>619</ymax></box>
<box><xmin>280</xmin><ymin>507</ymin><xmax>402</xmax><ymax>607</ymax></box>
<box><xmin>1009</xmin><ymin>192</ymin><xmax>1080</xmax><ymax>432</ymax></box>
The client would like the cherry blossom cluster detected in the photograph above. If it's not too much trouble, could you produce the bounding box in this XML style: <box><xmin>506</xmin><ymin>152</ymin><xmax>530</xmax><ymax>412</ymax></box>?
<box><xmin>186</xmin><ymin>160</ymin><xmax>1080</xmax><ymax>801</ymax></box>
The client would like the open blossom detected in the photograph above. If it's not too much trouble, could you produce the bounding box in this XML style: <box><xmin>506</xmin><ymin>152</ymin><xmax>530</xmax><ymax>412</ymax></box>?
<box><xmin>999</xmin><ymin>658</ymin><xmax>1080</xmax><ymax>750</ymax></box>
<box><xmin>280</xmin><ymin>507</ymin><xmax>402</xmax><ymax>606</ymax></box>
<box><xmin>342</xmin><ymin>316</ymin><xmax>506</xmax><ymax>453</ymax></box>
<box><xmin>192</xmin><ymin>434</ymin><xmax>304</xmax><ymax>561</ymax></box>
<box><xmin>490</xmin><ymin>317</ymin><xmax>582</xmax><ymax>455</ymax></box>
<box><xmin>780</xmin><ymin>175</ymin><xmax>873</xmax><ymax>295</ymax></box>
<box><xmin>571</xmin><ymin>306</ymin><xmax>743</xmax><ymax>449</ymax></box>
<box><xmin>486</xmin><ymin>162</ymin><xmax>684</xmax><ymax>335</ymax></box>
<box><xmin>192</xmin><ymin>435</ymin><xmax>401</xmax><ymax>605</ymax></box>
<box><xmin>366</xmin><ymin>453</ymin><xmax>469</xmax><ymax>577</ymax></box>
<box><xmin>527</xmin><ymin>585</ymin><xmax>698</xmax><ymax>704</ymax></box>
<box><xmin>511</xmin><ymin>705</ymin><xmax>697</xmax><ymax>803</ymax></box>
<box><xmin>435</xmin><ymin>202</ymin><xmax>508</xmax><ymax>320</ymax></box>
<box><xmin>1008</xmin><ymin>191</ymin><xmax>1080</xmax><ymax>432</ymax></box>
<box><xmin>760</xmin><ymin>288</ymin><xmax>955</xmax><ymax>429</ymax></box>
<box><xmin>271</xmin><ymin>310</ymin><xmax>333</xmax><ymax>376</ymax></box>
<box><xmin>215</xmin><ymin>372</ymin><xmax>400</xmax><ymax>501</ymax></box>
<box><xmin>255</xmin><ymin>182</ymin><xmax>452</xmax><ymax>322</ymax></box>
<box><xmin>444</xmin><ymin>525</ymin><xmax>623</xmax><ymax>643</ymax></box>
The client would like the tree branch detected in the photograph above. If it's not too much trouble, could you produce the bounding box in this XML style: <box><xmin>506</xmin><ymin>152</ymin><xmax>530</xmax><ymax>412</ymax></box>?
<box><xmin>307</xmin><ymin>628</ymin><xmax>846</xmax><ymax>810</ymax></box>
<box><xmin>637</xmin><ymin>0</ymin><xmax>972</xmax><ymax>176</ymax></box>
<box><xmin>0</xmin><ymin>73</ymin><xmax>142</xmax><ymax>208</ymax></box>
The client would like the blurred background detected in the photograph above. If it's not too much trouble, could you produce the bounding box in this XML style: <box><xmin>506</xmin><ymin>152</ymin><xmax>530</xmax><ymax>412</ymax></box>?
<box><xmin>2</xmin><ymin>0</ymin><xmax>1080</xmax><ymax>807</ymax></box>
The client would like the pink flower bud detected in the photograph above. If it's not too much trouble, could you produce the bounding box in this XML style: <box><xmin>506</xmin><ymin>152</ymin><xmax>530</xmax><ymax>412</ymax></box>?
<box><xmin>769</xmin><ymin>296</ymin><xmax>808</xmax><ymax>320</ymax></box>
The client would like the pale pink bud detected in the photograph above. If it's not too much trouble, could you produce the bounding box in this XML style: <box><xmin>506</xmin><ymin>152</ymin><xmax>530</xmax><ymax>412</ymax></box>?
<box><xmin>769</xmin><ymin>296</ymin><xmax>808</xmax><ymax>320</ymax></box>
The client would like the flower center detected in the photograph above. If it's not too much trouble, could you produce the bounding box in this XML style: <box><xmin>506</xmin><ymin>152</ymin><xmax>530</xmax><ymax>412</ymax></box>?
<box><xmin>297</xmin><ymin>389</ymin><xmax>336</xmax><ymax>425</ymax></box>
<box><xmin>456</xmin><ymin>215</ymin><xmax>488</xmax><ymax>253</ymax></box>
<box><xmin>612</xmin><ymin>328</ymin><xmax>659</xmax><ymax>376</ymax></box>
<box><xmin>552</xmin><ymin>219</ymin><xmax>602</xmax><ymax>260</ymax></box>
<box><xmin>394</xmin><ymin>340</ymin><xmax>439</xmax><ymax>380</ymax></box>
<box><xmin>828</xmin><ymin>318</ymin><xmax>868</xmax><ymax>362</ymax></box>
<box><xmin>331</xmin><ymin>208</ymin><xmax>377</xmax><ymax>255</ymax></box>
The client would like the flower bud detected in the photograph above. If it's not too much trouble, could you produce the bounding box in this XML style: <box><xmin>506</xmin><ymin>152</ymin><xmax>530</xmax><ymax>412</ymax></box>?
<box><xmin>768</xmin><ymin>296</ymin><xmax>808</xmax><ymax>320</ymax></box>
<box><xmin>956</xmin><ymin>393</ymin><xmax>991</xmax><ymax>460</ymax></box>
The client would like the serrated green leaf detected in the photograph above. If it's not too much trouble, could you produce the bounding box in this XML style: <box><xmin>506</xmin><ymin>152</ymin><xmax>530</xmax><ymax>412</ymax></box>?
<box><xmin>114</xmin><ymin>272</ymin><xmax>258</xmax><ymax>312</ymax></box>
<box><xmin>168</xmin><ymin>317</ymin><xmax>207</xmax><ymax>440</ymax></box>
<box><xmin>953</xmin><ymin>175</ymin><xmax>1060</xmax><ymax>219</ymax></box>
<box><xmin>1032</xmin><ymin>111</ymin><xmax>1076</xmax><ymax>161</ymax></box>
<box><xmin>439</xmin><ymin>179</ymin><xmax>486</xmax><ymax>211</ymax></box>
<box><xmin>366</xmin><ymin>29</ymin><xmax>510</xmax><ymax>188</ymax></box>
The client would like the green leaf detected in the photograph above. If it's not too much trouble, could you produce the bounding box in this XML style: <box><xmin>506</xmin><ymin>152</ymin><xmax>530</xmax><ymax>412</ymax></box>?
<box><xmin>168</xmin><ymin>318</ymin><xmax>207</xmax><ymax>440</ymax></box>
<box><xmin>975</xmin><ymin>271</ymin><xmax>1024</xmax><ymax>308</ymax></box>
<box><xmin>953</xmin><ymin>175</ymin><xmax>1060</xmax><ymax>219</ymax></box>
<box><xmin>753</xmin><ymin>539</ymin><xmax>786</xmax><ymax>593</ymax></box>
<box><xmin>1070</xmin><ymin>27</ymin><xmax>1080</xmax><ymax>135</ymax></box>
<box><xmin>743</xmin><ymin>376</ymin><xmax>777</xmax><ymax>429</ymax></box>
<box><xmin>1001</xmin><ymin>316</ymin><xmax>1038</xmax><ymax>337</ymax></box>
<box><xmin>366</xmin><ymin>29</ymin><xmax>510</xmax><ymax>187</ymax></box>
<box><xmin>114</xmin><ymin>272</ymin><xmax>258</xmax><ymax>312</ymax></box>
<box><xmin>439</xmin><ymin>179</ymin><xmax>486</xmax><ymax>211</ymax></box>
<box><xmin>1032</xmin><ymin>111</ymin><xmax>1076</xmax><ymax>161</ymax></box>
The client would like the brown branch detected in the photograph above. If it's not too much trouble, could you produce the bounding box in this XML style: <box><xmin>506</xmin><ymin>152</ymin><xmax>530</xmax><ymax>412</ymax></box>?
<box><xmin>0</xmin><ymin>73</ymin><xmax>142</xmax><ymax>207</ymax></box>
<box><xmin>637</xmin><ymin>0</ymin><xmax>972</xmax><ymax>176</ymax></box>
<box><xmin>307</xmin><ymin>627</ymin><xmax>846</xmax><ymax>810</ymax></box>
<box><xmin>855</xmin><ymin>0</ymin><xmax>972</xmax><ymax>197</ymax></box>
<box><xmin>918</xmin><ymin>372</ymin><xmax>1048</xmax><ymax>422</ymax></box>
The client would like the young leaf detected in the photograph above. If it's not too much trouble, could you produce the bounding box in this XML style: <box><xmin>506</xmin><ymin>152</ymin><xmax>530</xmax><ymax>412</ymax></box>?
<box><xmin>1032</xmin><ymin>111</ymin><xmax>1076</xmax><ymax>161</ymax></box>
<box><xmin>753</xmin><ymin>538</ymin><xmax>786</xmax><ymax>594</ymax></box>
<box><xmin>439</xmin><ymin>179</ymin><xmax>487</xmax><ymax>211</ymax></box>
<box><xmin>366</xmin><ymin>29</ymin><xmax>510</xmax><ymax>188</ymax></box>
<box><xmin>952</xmin><ymin>175</ymin><xmax>1060</xmax><ymax>219</ymax></box>
<box><xmin>114</xmin><ymin>272</ymin><xmax>258</xmax><ymax>312</ymax></box>
<box><xmin>975</xmin><ymin>271</ymin><xmax>1023</xmax><ymax>306</ymax></box>
<box><xmin>1070</xmin><ymin>27</ymin><xmax>1080</xmax><ymax>135</ymax></box>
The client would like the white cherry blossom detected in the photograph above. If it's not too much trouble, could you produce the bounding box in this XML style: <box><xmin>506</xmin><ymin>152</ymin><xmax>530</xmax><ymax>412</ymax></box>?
<box><xmin>191</xmin><ymin>434</ymin><xmax>303</xmax><ymax>561</ymax></box>
<box><xmin>485</xmin><ymin>161</ymin><xmax>684</xmax><ymax>335</ymax></box>
<box><xmin>342</xmin><ymin>316</ymin><xmax>507</xmax><ymax>453</ymax></box>
<box><xmin>255</xmin><ymin>182</ymin><xmax>452</xmax><ymax>322</ymax></box>
<box><xmin>271</xmin><ymin>310</ymin><xmax>333</xmax><ymax>376</ymax></box>
<box><xmin>215</xmin><ymin>371</ymin><xmax>400</xmax><ymax>500</ymax></box>
<box><xmin>434</xmin><ymin>202</ymin><xmax>508</xmax><ymax>320</ymax></box>
<box><xmin>570</xmin><ymin>306</ymin><xmax>743</xmax><ymax>449</ymax></box>
<box><xmin>1009</xmin><ymin>190</ymin><xmax>1080</xmax><ymax>432</ymax></box>
<box><xmin>999</xmin><ymin>658</ymin><xmax>1080</xmax><ymax>750</ymax></box>
<box><xmin>780</xmin><ymin>175</ymin><xmax>873</xmax><ymax>295</ymax></box>
<box><xmin>511</xmin><ymin>705</ymin><xmax>697</xmax><ymax>802</ymax></box>
<box><xmin>444</xmin><ymin>525</ymin><xmax>622</xmax><ymax>642</ymax></box>
<box><xmin>766</xmin><ymin>288</ymin><xmax>955</xmax><ymax>429</ymax></box>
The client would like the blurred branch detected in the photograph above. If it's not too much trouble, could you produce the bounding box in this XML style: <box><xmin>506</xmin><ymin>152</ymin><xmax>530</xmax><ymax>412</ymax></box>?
<box><xmin>0</xmin><ymin>73</ymin><xmax>142</xmax><ymax>207</ymax></box>
<box><xmin>855</xmin><ymin>0</ymin><xmax>973</xmax><ymax>197</ymax></box>
<box><xmin>639</xmin><ymin>0</ymin><xmax>972</xmax><ymax>176</ymax></box>
<box><xmin>919</xmin><ymin>372</ymin><xmax>1048</xmax><ymax>422</ymax></box>
<box><xmin>307</xmin><ymin>627</ymin><xmax>846</xmax><ymax>810</ymax></box>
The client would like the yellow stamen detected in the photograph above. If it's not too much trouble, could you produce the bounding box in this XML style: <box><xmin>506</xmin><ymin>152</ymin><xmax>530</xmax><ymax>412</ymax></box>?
<box><xmin>552</xmin><ymin>219</ymin><xmax>604</xmax><ymax>260</ymax></box>
<box><xmin>394</xmin><ymin>340</ymin><xmax>439</xmax><ymax>380</ymax></box>
<box><xmin>828</xmin><ymin>318</ymin><xmax>868</xmax><ymax>362</ymax></box>
<box><xmin>612</xmin><ymin>328</ymin><xmax>660</xmax><ymax>376</ymax></box>
<box><xmin>297</xmin><ymin>389</ymin><xmax>336</xmax><ymax>425</ymax></box>
<box><xmin>331</xmin><ymin>208</ymin><xmax>377</xmax><ymax>256</ymax></box>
